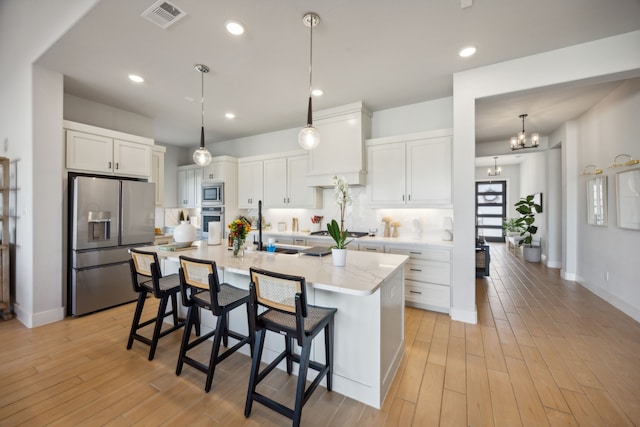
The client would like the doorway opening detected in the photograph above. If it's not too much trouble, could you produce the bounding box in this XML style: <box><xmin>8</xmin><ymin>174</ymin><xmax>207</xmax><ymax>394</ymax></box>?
<box><xmin>476</xmin><ymin>180</ymin><xmax>506</xmax><ymax>242</ymax></box>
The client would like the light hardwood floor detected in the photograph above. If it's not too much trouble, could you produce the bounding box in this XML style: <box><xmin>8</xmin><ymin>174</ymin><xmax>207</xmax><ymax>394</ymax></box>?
<box><xmin>1</xmin><ymin>243</ymin><xmax>639</xmax><ymax>426</ymax></box>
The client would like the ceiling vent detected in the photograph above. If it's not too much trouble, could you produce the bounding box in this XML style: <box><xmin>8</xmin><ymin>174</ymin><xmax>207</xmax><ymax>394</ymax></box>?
<box><xmin>141</xmin><ymin>0</ymin><xmax>186</xmax><ymax>29</ymax></box>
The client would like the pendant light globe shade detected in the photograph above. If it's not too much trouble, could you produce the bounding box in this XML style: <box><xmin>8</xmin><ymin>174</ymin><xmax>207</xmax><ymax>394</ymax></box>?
<box><xmin>193</xmin><ymin>147</ymin><xmax>212</xmax><ymax>166</ymax></box>
<box><xmin>298</xmin><ymin>125</ymin><xmax>320</xmax><ymax>150</ymax></box>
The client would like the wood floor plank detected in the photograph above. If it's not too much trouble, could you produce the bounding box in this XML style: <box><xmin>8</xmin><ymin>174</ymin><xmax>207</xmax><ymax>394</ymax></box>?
<box><xmin>487</xmin><ymin>369</ymin><xmax>522</xmax><ymax>427</ymax></box>
<box><xmin>481</xmin><ymin>325</ymin><xmax>507</xmax><ymax>373</ymax></box>
<box><xmin>504</xmin><ymin>356</ymin><xmax>549</xmax><ymax>427</ymax></box>
<box><xmin>439</xmin><ymin>389</ymin><xmax>467</xmax><ymax>427</ymax></box>
<box><xmin>466</xmin><ymin>354</ymin><xmax>494</xmax><ymax>427</ymax></box>
<box><xmin>519</xmin><ymin>345</ymin><xmax>570</xmax><ymax>413</ymax></box>
<box><xmin>443</xmin><ymin>336</ymin><xmax>465</xmax><ymax>394</ymax></box>
<box><xmin>412</xmin><ymin>362</ymin><xmax>445</xmax><ymax>427</ymax></box>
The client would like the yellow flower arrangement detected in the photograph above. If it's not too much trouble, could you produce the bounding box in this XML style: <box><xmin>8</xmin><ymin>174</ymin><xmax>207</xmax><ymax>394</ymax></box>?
<box><xmin>228</xmin><ymin>218</ymin><xmax>251</xmax><ymax>240</ymax></box>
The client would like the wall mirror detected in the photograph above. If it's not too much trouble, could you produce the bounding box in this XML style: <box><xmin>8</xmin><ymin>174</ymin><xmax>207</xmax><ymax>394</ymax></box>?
<box><xmin>616</xmin><ymin>168</ymin><xmax>640</xmax><ymax>230</ymax></box>
<box><xmin>587</xmin><ymin>176</ymin><xmax>607</xmax><ymax>226</ymax></box>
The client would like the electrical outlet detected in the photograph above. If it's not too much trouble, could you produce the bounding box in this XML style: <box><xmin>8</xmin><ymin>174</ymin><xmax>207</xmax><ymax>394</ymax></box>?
<box><xmin>605</xmin><ymin>271</ymin><xmax>610</xmax><ymax>281</ymax></box>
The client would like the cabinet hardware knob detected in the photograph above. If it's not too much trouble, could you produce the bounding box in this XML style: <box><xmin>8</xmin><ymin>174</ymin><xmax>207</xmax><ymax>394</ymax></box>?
<box><xmin>402</xmin><ymin>194</ymin><xmax>405</xmax><ymax>201</ymax></box>
<box><xmin>409</xmin><ymin>290</ymin><xmax>422</xmax><ymax>294</ymax></box>
<box><xmin>116</xmin><ymin>162</ymin><xmax>119</xmax><ymax>169</ymax></box>
<box><xmin>410</xmin><ymin>251</ymin><xmax>422</xmax><ymax>254</ymax></box>
<box><xmin>366</xmin><ymin>248</ymin><xmax>377</xmax><ymax>251</ymax></box>
<box><xmin>410</xmin><ymin>268</ymin><xmax>422</xmax><ymax>272</ymax></box>
<box><xmin>408</xmin><ymin>194</ymin><xmax>411</xmax><ymax>201</ymax></box>
<box><xmin>108</xmin><ymin>161</ymin><xmax>112</xmax><ymax>169</ymax></box>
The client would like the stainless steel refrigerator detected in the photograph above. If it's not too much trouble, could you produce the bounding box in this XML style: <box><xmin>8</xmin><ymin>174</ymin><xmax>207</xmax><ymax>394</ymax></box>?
<box><xmin>69</xmin><ymin>175</ymin><xmax>155</xmax><ymax>316</ymax></box>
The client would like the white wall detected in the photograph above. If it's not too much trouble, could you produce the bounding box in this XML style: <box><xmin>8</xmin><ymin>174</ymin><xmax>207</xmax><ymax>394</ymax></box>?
<box><xmin>575</xmin><ymin>78</ymin><xmax>640</xmax><ymax>321</ymax></box>
<box><xmin>453</xmin><ymin>30</ymin><xmax>640</xmax><ymax>324</ymax></box>
<box><xmin>64</xmin><ymin>94</ymin><xmax>154</xmax><ymax>138</ymax></box>
<box><xmin>0</xmin><ymin>0</ymin><xmax>98</xmax><ymax>327</ymax></box>
<box><xmin>546</xmin><ymin>148</ymin><xmax>563</xmax><ymax>268</ymax></box>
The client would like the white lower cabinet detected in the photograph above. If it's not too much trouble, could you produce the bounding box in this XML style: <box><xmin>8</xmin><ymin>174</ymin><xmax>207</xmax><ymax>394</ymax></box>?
<box><xmin>385</xmin><ymin>245</ymin><xmax>451</xmax><ymax>313</ymax></box>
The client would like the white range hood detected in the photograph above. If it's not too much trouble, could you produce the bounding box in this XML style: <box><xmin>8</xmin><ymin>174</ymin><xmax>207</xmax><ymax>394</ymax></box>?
<box><xmin>306</xmin><ymin>101</ymin><xmax>372</xmax><ymax>187</ymax></box>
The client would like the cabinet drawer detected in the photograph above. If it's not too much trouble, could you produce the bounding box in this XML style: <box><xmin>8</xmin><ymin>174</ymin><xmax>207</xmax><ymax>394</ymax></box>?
<box><xmin>386</xmin><ymin>246</ymin><xmax>450</xmax><ymax>262</ymax></box>
<box><xmin>405</xmin><ymin>280</ymin><xmax>450</xmax><ymax>310</ymax></box>
<box><xmin>405</xmin><ymin>259</ymin><xmax>450</xmax><ymax>285</ymax></box>
<box><xmin>359</xmin><ymin>242</ymin><xmax>384</xmax><ymax>253</ymax></box>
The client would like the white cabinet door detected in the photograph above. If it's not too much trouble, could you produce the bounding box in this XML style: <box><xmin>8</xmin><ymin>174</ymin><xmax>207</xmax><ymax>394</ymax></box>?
<box><xmin>151</xmin><ymin>148</ymin><xmax>165</xmax><ymax>206</ymax></box>
<box><xmin>113</xmin><ymin>139</ymin><xmax>151</xmax><ymax>177</ymax></box>
<box><xmin>177</xmin><ymin>166</ymin><xmax>201</xmax><ymax>207</ymax></box>
<box><xmin>238</xmin><ymin>161</ymin><xmax>263</xmax><ymax>208</ymax></box>
<box><xmin>263</xmin><ymin>158</ymin><xmax>287</xmax><ymax>208</ymax></box>
<box><xmin>367</xmin><ymin>143</ymin><xmax>406</xmax><ymax>206</ymax></box>
<box><xmin>66</xmin><ymin>130</ymin><xmax>113</xmax><ymax>174</ymax></box>
<box><xmin>287</xmin><ymin>155</ymin><xmax>319</xmax><ymax>208</ymax></box>
<box><xmin>406</xmin><ymin>136</ymin><xmax>451</xmax><ymax>206</ymax></box>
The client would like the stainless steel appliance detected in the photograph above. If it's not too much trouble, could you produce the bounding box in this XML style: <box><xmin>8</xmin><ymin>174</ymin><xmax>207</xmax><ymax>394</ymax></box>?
<box><xmin>201</xmin><ymin>181</ymin><xmax>224</xmax><ymax>206</ymax></box>
<box><xmin>201</xmin><ymin>206</ymin><xmax>224</xmax><ymax>239</ymax></box>
<box><xmin>68</xmin><ymin>175</ymin><xmax>155</xmax><ymax>316</ymax></box>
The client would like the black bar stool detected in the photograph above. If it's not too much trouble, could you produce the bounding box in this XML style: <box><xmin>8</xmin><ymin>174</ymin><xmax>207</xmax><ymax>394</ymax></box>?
<box><xmin>176</xmin><ymin>255</ymin><xmax>252</xmax><ymax>392</ymax></box>
<box><xmin>245</xmin><ymin>267</ymin><xmax>337</xmax><ymax>427</ymax></box>
<box><xmin>127</xmin><ymin>248</ymin><xmax>185</xmax><ymax>361</ymax></box>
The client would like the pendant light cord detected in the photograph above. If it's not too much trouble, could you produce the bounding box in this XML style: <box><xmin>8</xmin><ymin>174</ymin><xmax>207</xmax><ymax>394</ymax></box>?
<box><xmin>308</xmin><ymin>18</ymin><xmax>313</xmax><ymax>96</ymax></box>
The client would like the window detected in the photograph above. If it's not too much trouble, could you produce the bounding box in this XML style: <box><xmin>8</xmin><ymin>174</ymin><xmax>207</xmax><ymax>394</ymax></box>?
<box><xmin>476</xmin><ymin>180</ymin><xmax>507</xmax><ymax>242</ymax></box>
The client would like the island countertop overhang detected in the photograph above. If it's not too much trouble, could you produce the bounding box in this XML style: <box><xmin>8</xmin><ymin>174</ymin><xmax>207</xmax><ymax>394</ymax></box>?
<box><xmin>145</xmin><ymin>243</ymin><xmax>409</xmax><ymax>297</ymax></box>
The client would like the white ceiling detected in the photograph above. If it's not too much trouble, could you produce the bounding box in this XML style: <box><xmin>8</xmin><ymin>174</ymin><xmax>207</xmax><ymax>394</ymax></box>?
<box><xmin>35</xmin><ymin>0</ymin><xmax>640</xmax><ymax>147</ymax></box>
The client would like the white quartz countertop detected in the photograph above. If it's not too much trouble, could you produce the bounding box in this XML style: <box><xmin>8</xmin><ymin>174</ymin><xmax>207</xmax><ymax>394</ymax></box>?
<box><xmin>145</xmin><ymin>243</ymin><xmax>408</xmax><ymax>297</ymax></box>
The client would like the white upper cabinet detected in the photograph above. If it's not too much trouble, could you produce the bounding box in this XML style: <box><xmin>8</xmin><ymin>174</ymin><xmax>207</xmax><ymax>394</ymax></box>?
<box><xmin>367</xmin><ymin>130</ymin><xmax>452</xmax><ymax>207</ymax></box>
<box><xmin>177</xmin><ymin>165</ymin><xmax>202</xmax><ymax>208</ymax></box>
<box><xmin>264</xmin><ymin>154</ymin><xmax>321</xmax><ymax>208</ymax></box>
<box><xmin>238</xmin><ymin>160</ymin><xmax>263</xmax><ymax>209</ymax></box>
<box><xmin>65</xmin><ymin>121</ymin><xmax>153</xmax><ymax>178</ymax></box>
<box><xmin>113</xmin><ymin>139</ymin><xmax>152</xmax><ymax>177</ymax></box>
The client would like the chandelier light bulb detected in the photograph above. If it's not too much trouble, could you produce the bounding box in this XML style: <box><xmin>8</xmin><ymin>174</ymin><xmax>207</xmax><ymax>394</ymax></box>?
<box><xmin>193</xmin><ymin>146</ymin><xmax>212</xmax><ymax>166</ymax></box>
<box><xmin>510</xmin><ymin>113</ymin><xmax>539</xmax><ymax>151</ymax></box>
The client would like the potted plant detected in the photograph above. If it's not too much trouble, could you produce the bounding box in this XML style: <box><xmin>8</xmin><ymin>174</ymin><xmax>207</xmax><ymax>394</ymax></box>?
<box><xmin>502</xmin><ymin>217</ymin><xmax>524</xmax><ymax>237</ymax></box>
<box><xmin>514</xmin><ymin>194</ymin><xmax>542</xmax><ymax>262</ymax></box>
<box><xmin>328</xmin><ymin>176</ymin><xmax>352</xmax><ymax>266</ymax></box>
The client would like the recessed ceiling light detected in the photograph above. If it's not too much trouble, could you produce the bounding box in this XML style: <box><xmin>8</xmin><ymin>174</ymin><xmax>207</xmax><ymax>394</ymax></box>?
<box><xmin>459</xmin><ymin>46</ymin><xmax>477</xmax><ymax>58</ymax></box>
<box><xmin>128</xmin><ymin>74</ymin><xmax>144</xmax><ymax>83</ymax></box>
<box><xmin>225</xmin><ymin>112</ymin><xmax>236</xmax><ymax>119</ymax></box>
<box><xmin>225</xmin><ymin>20</ymin><xmax>245</xmax><ymax>35</ymax></box>
<box><xmin>311</xmin><ymin>88</ymin><xmax>323</xmax><ymax>97</ymax></box>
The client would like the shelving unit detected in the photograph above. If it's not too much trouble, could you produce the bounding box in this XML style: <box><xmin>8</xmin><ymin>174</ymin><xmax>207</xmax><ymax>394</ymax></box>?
<box><xmin>0</xmin><ymin>157</ymin><xmax>10</xmax><ymax>320</ymax></box>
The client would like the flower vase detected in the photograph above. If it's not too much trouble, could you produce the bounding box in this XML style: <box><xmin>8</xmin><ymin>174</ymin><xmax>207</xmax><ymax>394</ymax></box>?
<box><xmin>383</xmin><ymin>223</ymin><xmax>391</xmax><ymax>237</ymax></box>
<box><xmin>233</xmin><ymin>238</ymin><xmax>245</xmax><ymax>257</ymax></box>
<box><xmin>174</xmin><ymin>221</ymin><xmax>197</xmax><ymax>244</ymax></box>
<box><xmin>332</xmin><ymin>248</ymin><xmax>347</xmax><ymax>267</ymax></box>
<box><xmin>310</xmin><ymin>222</ymin><xmax>321</xmax><ymax>232</ymax></box>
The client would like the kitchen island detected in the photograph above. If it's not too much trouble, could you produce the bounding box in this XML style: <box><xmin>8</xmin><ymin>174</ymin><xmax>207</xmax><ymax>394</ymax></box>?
<box><xmin>149</xmin><ymin>242</ymin><xmax>408</xmax><ymax>409</ymax></box>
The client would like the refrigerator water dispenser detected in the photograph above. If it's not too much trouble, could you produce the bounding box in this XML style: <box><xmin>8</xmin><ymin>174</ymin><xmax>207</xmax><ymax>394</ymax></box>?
<box><xmin>88</xmin><ymin>211</ymin><xmax>112</xmax><ymax>241</ymax></box>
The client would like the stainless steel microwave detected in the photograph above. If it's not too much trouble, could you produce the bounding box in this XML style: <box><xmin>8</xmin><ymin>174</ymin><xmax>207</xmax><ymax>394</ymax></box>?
<box><xmin>202</xmin><ymin>181</ymin><xmax>224</xmax><ymax>206</ymax></box>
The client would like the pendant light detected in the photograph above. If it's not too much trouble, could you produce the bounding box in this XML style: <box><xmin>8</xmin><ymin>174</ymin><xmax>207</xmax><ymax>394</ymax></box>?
<box><xmin>193</xmin><ymin>64</ymin><xmax>212</xmax><ymax>166</ymax></box>
<box><xmin>510</xmin><ymin>113</ymin><xmax>539</xmax><ymax>151</ymax></box>
<box><xmin>487</xmin><ymin>156</ymin><xmax>501</xmax><ymax>177</ymax></box>
<box><xmin>298</xmin><ymin>13</ymin><xmax>320</xmax><ymax>150</ymax></box>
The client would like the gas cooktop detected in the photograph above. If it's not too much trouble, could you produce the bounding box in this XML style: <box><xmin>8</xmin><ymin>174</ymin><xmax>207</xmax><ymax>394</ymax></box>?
<box><xmin>309</xmin><ymin>230</ymin><xmax>368</xmax><ymax>238</ymax></box>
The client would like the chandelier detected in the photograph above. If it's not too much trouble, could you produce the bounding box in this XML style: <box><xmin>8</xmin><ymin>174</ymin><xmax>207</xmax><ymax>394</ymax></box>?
<box><xmin>510</xmin><ymin>113</ymin><xmax>539</xmax><ymax>151</ymax></box>
<box><xmin>487</xmin><ymin>156</ymin><xmax>501</xmax><ymax>177</ymax></box>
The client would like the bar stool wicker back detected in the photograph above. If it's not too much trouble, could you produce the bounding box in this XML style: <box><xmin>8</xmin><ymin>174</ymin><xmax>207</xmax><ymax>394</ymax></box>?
<box><xmin>127</xmin><ymin>248</ymin><xmax>185</xmax><ymax>361</ymax></box>
<box><xmin>245</xmin><ymin>267</ymin><xmax>337</xmax><ymax>427</ymax></box>
<box><xmin>176</xmin><ymin>255</ymin><xmax>252</xmax><ymax>392</ymax></box>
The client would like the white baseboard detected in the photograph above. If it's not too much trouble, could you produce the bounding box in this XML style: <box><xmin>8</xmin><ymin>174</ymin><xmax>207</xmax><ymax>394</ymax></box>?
<box><xmin>546</xmin><ymin>260</ymin><xmax>562</xmax><ymax>269</ymax></box>
<box><xmin>15</xmin><ymin>305</ymin><xmax>65</xmax><ymax>328</ymax></box>
<box><xmin>450</xmin><ymin>306</ymin><xmax>477</xmax><ymax>324</ymax></box>
<box><xmin>561</xmin><ymin>270</ymin><xmax>577</xmax><ymax>281</ymax></box>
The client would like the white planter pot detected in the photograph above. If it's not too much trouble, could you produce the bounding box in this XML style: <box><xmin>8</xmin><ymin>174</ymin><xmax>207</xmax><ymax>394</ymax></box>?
<box><xmin>331</xmin><ymin>248</ymin><xmax>347</xmax><ymax>267</ymax></box>
<box><xmin>310</xmin><ymin>223</ymin><xmax>321</xmax><ymax>232</ymax></box>
<box><xmin>523</xmin><ymin>246</ymin><xmax>541</xmax><ymax>263</ymax></box>
<box><xmin>174</xmin><ymin>221</ymin><xmax>197</xmax><ymax>244</ymax></box>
